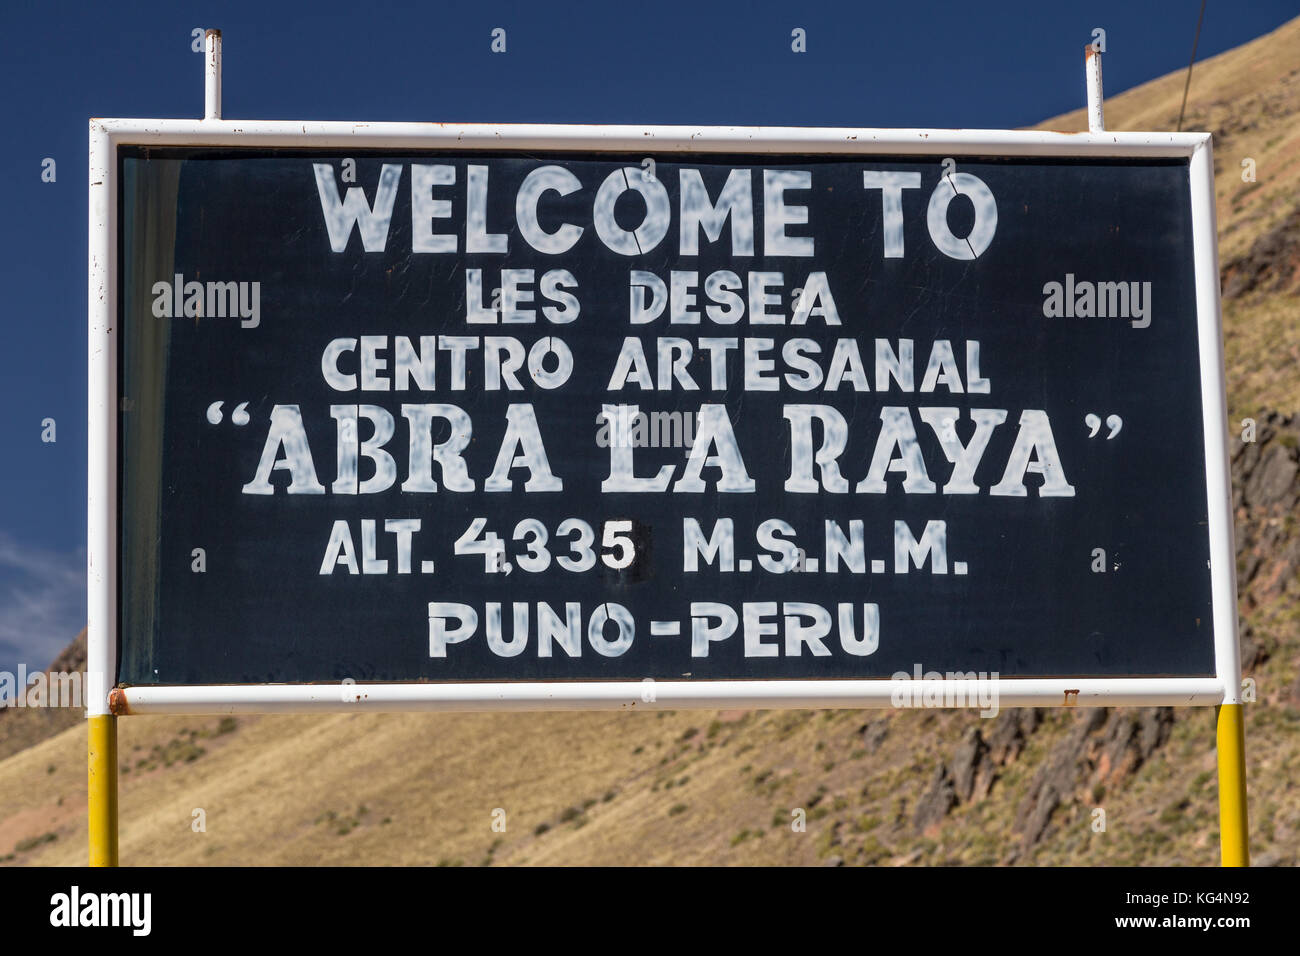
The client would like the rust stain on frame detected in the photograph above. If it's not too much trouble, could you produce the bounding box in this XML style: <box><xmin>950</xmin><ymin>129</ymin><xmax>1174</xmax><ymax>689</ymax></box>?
<box><xmin>108</xmin><ymin>688</ymin><xmax>131</xmax><ymax>716</ymax></box>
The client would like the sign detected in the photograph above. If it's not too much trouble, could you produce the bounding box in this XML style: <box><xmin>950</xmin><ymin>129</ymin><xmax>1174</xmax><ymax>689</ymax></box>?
<box><xmin>90</xmin><ymin>123</ymin><xmax>1238</xmax><ymax>712</ymax></box>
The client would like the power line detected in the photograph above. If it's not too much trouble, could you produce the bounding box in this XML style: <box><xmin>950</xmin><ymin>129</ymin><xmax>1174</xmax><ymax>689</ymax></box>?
<box><xmin>1177</xmin><ymin>0</ymin><xmax>1209</xmax><ymax>131</ymax></box>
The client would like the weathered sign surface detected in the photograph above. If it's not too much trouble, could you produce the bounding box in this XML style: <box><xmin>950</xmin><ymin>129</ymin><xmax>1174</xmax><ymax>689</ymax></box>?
<box><xmin>115</xmin><ymin>146</ymin><xmax>1218</xmax><ymax>686</ymax></box>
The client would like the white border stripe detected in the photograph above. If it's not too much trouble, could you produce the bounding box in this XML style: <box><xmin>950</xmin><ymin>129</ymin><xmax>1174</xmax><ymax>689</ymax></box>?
<box><xmin>94</xmin><ymin>119</ymin><xmax>1205</xmax><ymax>155</ymax></box>
<box><xmin>1191</xmin><ymin>138</ymin><xmax>1243</xmax><ymax>705</ymax></box>
<box><xmin>116</xmin><ymin>678</ymin><xmax>1224</xmax><ymax>715</ymax></box>
<box><xmin>87</xmin><ymin>122</ymin><xmax>116</xmax><ymax>718</ymax></box>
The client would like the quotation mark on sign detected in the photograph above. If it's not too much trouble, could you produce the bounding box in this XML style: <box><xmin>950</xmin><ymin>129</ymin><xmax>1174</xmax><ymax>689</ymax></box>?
<box><xmin>1084</xmin><ymin>413</ymin><xmax>1122</xmax><ymax>439</ymax></box>
<box><xmin>206</xmin><ymin>401</ymin><xmax>250</xmax><ymax>425</ymax></box>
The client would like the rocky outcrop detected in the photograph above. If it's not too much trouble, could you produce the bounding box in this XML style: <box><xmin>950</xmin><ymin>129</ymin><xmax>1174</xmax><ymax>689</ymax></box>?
<box><xmin>950</xmin><ymin>727</ymin><xmax>991</xmax><ymax>803</ymax></box>
<box><xmin>1014</xmin><ymin>708</ymin><xmax>1174</xmax><ymax>850</ymax></box>
<box><xmin>858</xmin><ymin>718</ymin><xmax>890</xmax><ymax>754</ymax></box>
<box><xmin>986</xmin><ymin>708</ymin><xmax>1042</xmax><ymax>766</ymax></box>
<box><xmin>914</xmin><ymin>710</ymin><xmax>1042</xmax><ymax>832</ymax></box>
<box><xmin>1232</xmin><ymin>412</ymin><xmax>1300</xmax><ymax>615</ymax></box>
<box><xmin>913</xmin><ymin>765</ymin><xmax>958</xmax><ymax>833</ymax></box>
<box><xmin>1222</xmin><ymin>206</ymin><xmax>1300</xmax><ymax>299</ymax></box>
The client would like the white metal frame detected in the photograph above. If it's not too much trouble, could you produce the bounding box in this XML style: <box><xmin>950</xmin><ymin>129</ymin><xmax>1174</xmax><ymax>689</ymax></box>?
<box><xmin>88</xmin><ymin>120</ymin><xmax>1237</xmax><ymax>716</ymax></box>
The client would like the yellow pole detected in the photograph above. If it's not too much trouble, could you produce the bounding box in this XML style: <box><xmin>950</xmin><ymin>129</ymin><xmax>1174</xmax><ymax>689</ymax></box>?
<box><xmin>1216</xmin><ymin>703</ymin><xmax>1249</xmax><ymax>867</ymax></box>
<box><xmin>87</xmin><ymin>714</ymin><xmax>119</xmax><ymax>866</ymax></box>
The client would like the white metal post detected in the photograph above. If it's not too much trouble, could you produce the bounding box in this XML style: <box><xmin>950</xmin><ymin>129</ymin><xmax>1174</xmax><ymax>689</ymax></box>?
<box><xmin>86</xmin><ymin>121</ymin><xmax>115</xmax><ymax>718</ymax></box>
<box><xmin>204</xmin><ymin>29</ymin><xmax>222</xmax><ymax>121</ymax></box>
<box><xmin>1086</xmin><ymin>45</ymin><xmax>1105</xmax><ymax>132</ymax></box>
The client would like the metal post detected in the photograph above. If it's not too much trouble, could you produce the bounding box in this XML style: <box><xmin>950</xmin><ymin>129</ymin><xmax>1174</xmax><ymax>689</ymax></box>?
<box><xmin>1086</xmin><ymin>45</ymin><xmax>1104</xmax><ymax>132</ymax></box>
<box><xmin>87</xmin><ymin>715</ymin><xmax>118</xmax><ymax>866</ymax></box>
<box><xmin>204</xmin><ymin>29</ymin><xmax>222</xmax><ymax>121</ymax></box>
<box><xmin>1217</xmin><ymin>704</ymin><xmax>1250</xmax><ymax>866</ymax></box>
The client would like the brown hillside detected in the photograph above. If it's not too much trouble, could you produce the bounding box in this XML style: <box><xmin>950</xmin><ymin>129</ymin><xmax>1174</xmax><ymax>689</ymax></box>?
<box><xmin>0</xmin><ymin>630</ymin><xmax>85</xmax><ymax>763</ymax></box>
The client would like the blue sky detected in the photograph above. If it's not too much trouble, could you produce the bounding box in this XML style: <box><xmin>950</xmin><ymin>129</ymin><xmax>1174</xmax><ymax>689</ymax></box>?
<box><xmin>0</xmin><ymin>0</ymin><xmax>1295</xmax><ymax>672</ymax></box>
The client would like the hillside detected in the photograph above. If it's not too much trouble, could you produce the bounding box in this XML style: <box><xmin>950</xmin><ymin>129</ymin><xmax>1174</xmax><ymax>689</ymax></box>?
<box><xmin>0</xmin><ymin>630</ymin><xmax>84</xmax><ymax>764</ymax></box>
<box><xmin>1</xmin><ymin>17</ymin><xmax>1298</xmax><ymax>866</ymax></box>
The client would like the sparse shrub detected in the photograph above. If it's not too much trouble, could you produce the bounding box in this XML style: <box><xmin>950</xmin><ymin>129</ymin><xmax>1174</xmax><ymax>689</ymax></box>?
<box><xmin>16</xmin><ymin>832</ymin><xmax>57</xmax><ymax>852</ymax></box>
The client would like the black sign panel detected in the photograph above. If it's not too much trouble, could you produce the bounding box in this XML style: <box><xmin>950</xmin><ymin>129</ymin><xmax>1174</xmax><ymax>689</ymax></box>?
<box><xmin>116</xmin><ymin>146</ymin><xmax>1215</xmax><ymax>685</ymax></box>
